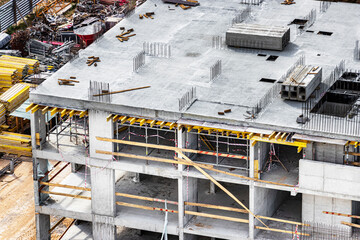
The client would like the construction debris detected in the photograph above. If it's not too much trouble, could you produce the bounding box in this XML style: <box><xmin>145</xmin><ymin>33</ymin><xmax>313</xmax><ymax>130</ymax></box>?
<box><xmin>86</xmin><ymin>56</ymin><xmax>101</xmax><ymax>66</ymax></box>
<box><xmin>58</xmin><ymin>78</ymin><xmax>79</xmax><ymax>86</ymax></box>
<box><xmin>282</xmin><ymin>0</ymin><xmax>295</xmax><ymax>5</ymax></box>
<box><xmin>139</xmin><ymin>12</ymin><xmax>155</xmax><ymax>19</ymax></box>
<box><xmin>116</xmin><ymin>28</ymin><xmax>136</xmax><ymax>42</ymax></box>
<box><xmin>162</xmin><ymin>0</ymin><xmax>199</xmax><ymax>7</ymax></box>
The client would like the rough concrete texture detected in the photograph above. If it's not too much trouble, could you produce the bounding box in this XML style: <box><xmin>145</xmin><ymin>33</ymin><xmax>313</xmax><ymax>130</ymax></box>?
<box><xmin>300</xmin><ymin>159</ymin><xmax>360</xmax><ymax>198</ymax></box>
<box><xmin>302</xmin><ymin>194</ymin><xmax>352</xmax><ymax>233</ymax></box>
<box><xmin>30</xmin><ymin>0</ymin><xmax>360</xmax><ymax>140</ymax></box>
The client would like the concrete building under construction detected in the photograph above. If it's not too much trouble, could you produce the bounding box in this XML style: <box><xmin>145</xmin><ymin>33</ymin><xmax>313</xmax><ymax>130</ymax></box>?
<box><xmin>29</xmin><ymin>0</ymin><xmax>360</xmax><ymax>239</ymax></box>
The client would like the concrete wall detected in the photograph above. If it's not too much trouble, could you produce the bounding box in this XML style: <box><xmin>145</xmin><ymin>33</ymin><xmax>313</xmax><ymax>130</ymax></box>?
<box><xmin>313</xmin><ymin>143</ymin><xmax>344</xmax><ymax>164</ymax></box>
<box><xmin>88</xmin><ymin>110</ymin><xmax>116</xmax><ymax>240</ymax></box>
<box><xmin>299</xmin><ymin>159</ymin><xmax>360</xmax><ymax>198</ymax></box>
<box><xmin>302</xmin><ymin>194</ymin><xmax>351</xmax><ymax>230</ymax></box>
<box><xmin>254</xmin><ymin>187</ymin><xmax>288</xmax><ymax>237</ymax></box>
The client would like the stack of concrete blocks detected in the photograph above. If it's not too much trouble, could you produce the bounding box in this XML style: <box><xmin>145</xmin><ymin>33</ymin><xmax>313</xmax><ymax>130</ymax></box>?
<box><xmin>281</xmin><ymin>65</ymin><xmax>322</xmax><ymax>101</ymax></box>
<box><xmin>225</xmin><ymin>24</ymin><xmax>290</xmax><ymax>51</ymax></box>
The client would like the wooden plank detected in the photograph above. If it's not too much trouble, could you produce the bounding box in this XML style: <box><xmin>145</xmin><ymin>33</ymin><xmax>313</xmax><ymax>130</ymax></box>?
<box><xmin>96</xmin><ymin>149</ymin><xmax>294</xmax><ymax>187</ymax></box>
<box><xmin>185</xmin><ymin>210</ymin><xmax>249</xmax><ymax>223</ymax></box>
<box><xmin>323</xmin><ymin>211</ymin><xmax>360</xmax><ymax>219</ymax></box>
<box><xmin>40</xmin><ymin>181</ymin><xmax>91</xmax><ymax>191</ymax></box>
<box><xmin>49</xmin><ymin>217</ymin><xmax>66</xmax><ymax>233</ymax></box>
<box><xmin>256</xmin><ymin>215</ymin><xmax>309</xmax><ymax>226</ymax></box>
<box><xmin>41</xmin><ymin>190</ymin><xmax>91</xmax><ymax>200</ymax></box>
<box><xmin>255</xmin><ymin>226</ymin><xmax>310</xmax><ymax>236</ymax></box>
<box><xmin>96</xmin><ymin>137</ymin><xmax>248</xmax><ymax>160</ymax></box>
<box><xmin>58</xmin><ymin>219</ymin><xmax>76</xmax><ymax>240</ymax></box>
<box><xmin>93</xmin><ymin>86</ymin><xmax>150</xmax><ymax>97</ymax></box>
<box><xmin>176</xmin><ymin>151</ymin><xmax>269</xmax><ymax>228</ymax></box>
<box><xmin>116</xmin><ymin>201</ymin><xmax>248</xmax><ymax>223</ymax></box>
<box><xmin>347</xmin><ymin>152</ymin><xmax>360</xmax><ymax>157</ymax></box>
<box><xmin>341</xmin><ymin>221</ymin><xmax>360</xmax><ymax>229</ymax></box>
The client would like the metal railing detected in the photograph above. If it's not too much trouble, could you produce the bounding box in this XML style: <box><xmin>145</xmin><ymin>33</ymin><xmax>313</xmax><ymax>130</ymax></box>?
<box><xmin>0</xmin><ymin>0</ymin><xmax>40</xmax><ymax>32</ymax></box>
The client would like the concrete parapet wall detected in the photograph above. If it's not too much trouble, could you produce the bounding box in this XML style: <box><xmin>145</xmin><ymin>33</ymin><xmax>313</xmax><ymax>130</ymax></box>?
<box><xmin>299</xmin><ymin>159</ymin><xmax>360</xmax><ymax>198</ymax></box>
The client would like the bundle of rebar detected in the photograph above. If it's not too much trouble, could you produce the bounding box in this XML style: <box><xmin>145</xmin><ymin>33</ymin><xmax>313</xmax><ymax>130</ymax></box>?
<box><xmin>0</xmin><ymin>83</ymin><xmax>30</xmax><ymax>113</ymax></box>
<box><xmin>0</xmin><ymin>55</ymin><xmax>40</xmax><ymax>74</ymax></box>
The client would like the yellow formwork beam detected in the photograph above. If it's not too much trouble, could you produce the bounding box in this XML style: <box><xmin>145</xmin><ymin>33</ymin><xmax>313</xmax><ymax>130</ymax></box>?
<box><xmin>69</xmin><ymin>110</ymin><xmax>75</xmax><ymax>117</ymax></box>
<box><xmin>120</xmin><ymin>116</ymin><xmax>127</xmax><ymax>124</ymax></box>
<box><xmin>50</xmin><ymin>107</ymin><xmax>58</xmax><ymax>116</ymax></box>
<box><xmin>106</xmin><ymin>114</ymin><xmax>113</xmax><ymax>122</ymax></box>
<box><xmin>61</xmin><ymin>109</ymin><xmax>67</xmax><ymax>117</ymax></box>
<box><xmin>250</xmin><ymin>135</ymin><xmax>307</xmax><ymax>150</ymax></box>
<box><xmin>112</xmin><ymin>115</ymin><xmax>119</xmax><ymax>122</ymax></box>
<box><xmin>31</xmin><ymin>105</ymin><xmax>40</xmax><ymax>113</ymax></box>
<box><xmin>140</xmin><ymin>119</ymin><xmax>146</xmax><ymax>126</ymax></box>
<box><xmin>79</xmin><ymin>111</ymin><xmax>87</xmax><ymax>118</ymax></box>
<box><xmin>347</xmin><ymin>141</ymin><xmax>359</xmax><ymax>148</ymax></box>
<box><xmin>25</xmin><ymin>103</ymin><xmax>35</xmax><ymax>112</ymax></box>
<box><xmin>42</xmin><ymin>106</ymin><xmax>49</xmax><ymax>115</ymax></box>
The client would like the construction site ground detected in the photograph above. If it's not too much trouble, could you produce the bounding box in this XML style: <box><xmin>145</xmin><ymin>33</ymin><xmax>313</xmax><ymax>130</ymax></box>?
<box><xmin>0</xmin><ymin>158</ymin><xmax>72</xmax><ymax>240</ymax></box>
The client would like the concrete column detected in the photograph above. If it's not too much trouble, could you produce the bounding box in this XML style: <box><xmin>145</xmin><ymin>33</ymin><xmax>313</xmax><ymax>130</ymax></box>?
<box><xmin>89</xmin><ymin>110</ymin><xmax>116</xmax><ymax>240</ymax></box>
<box><xmin>209</xmin><ymin>182</ymin><xmax>216</xmax><ymax>194</ymax></box>
<box><xmin>35</xmin><ymin>213</ymin><xmax>50</xmax><ymax>240</ymax></box>
<box><xmin>71</xmin><ymin>163</ymin><xmax>80</xmax><ymax>173</ymax></box>
<box><xmin>178</xmin><ymin>127</ymin><xmax>198</xmax><ymax>240</ymax></box>
<box><xmin>248</xmin><ymin>140</ymin><xmax>256</xmax><ymax>240</ymax></box>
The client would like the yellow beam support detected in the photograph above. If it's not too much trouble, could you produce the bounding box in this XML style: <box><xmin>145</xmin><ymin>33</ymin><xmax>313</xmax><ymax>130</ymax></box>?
<box><xmin>69</xmin><ymin>110</ymin><xmax>75</xmax><ymax>118</ymax></box>
<box><xmin>120</xmin><ymin>116</ymin><xmax>127</xmax><ymax>124</ymax></box>
<box><xmin>112</xmin><ymin>115</ymin><xmax>119</xmax><ymax>122</ymax></box>
<box><xmin>42</xmin><ymin>106</ymin><xmax>49</xmax><ymax>115</ymax></box>
<box><xmin>297</xmin><ymin>147</ymin><xmax>303</xmax><ymax>153</ymax></box>
<box><xmin>2</xmin><ymin>131</ymin><xmax>31</xmax><ymax>138</ymax></box>
<box><xmin>25</xmin><ymin>103</ymin><xmax>35</xmax><ymax>112</ymax></box>
<box><xmin>248</xmin><ymin>133</ymin><xmax>254</xmax><ymax>139</ymax></box>
<box><xmin>50</xmin><ymin>107</ymin><xmax>58</xmax><ymax>116</ymax></box>
<box><xmin>251</xmin><ymin>140</ymin><xmax>257</xmax><ymax>147</ymax></box>
<box><xmin>280</xmin><ymin>132</ymin><xmax>287</xmax><ymax>140</ymax></box>
<box><xmin>268</xmin><ymin>132</ymin><xmax>277</xmax><ymax>140</ymax></box>
<box><xmin>61</xmin><ymin>109</ymin><xmax>67</xmax><ymax>117</ymax></box>
<box><xmin>79</xmin><ymin>111</ymin><xmax>87</xmax><ymax>118</ymax></box>
<box><xmin>129</xmin><ymin>117</ymin><xmax>136</xmax><ymax>125</ymax></box>
<box><xmin>31</xmin><ymin>105</ymin><xmax>40</xmax><ymax>113</ymax></box>
<box><xmin>0</xmin><ymin>135</ymin><xmax>31</xmax><ymax>143</ymax></box>
<box><xmin>250</xmin><ymin>135</ymin><xmax>307</xmax><ymax>149</ymax></box>
<box><xmin>187</xmin><ymin>126</ymin><xmax>193</xmax><ymax>132</ymax></box>
<box><xmin>106</xmin><ymin>114</ymin><xmax>113</xmax><ymax>122</ymax></box>
<box><xmin>150</xmin><ymin>120</ymin><xmax>156</xmax><ymax>128</ymax></box>
<box><xmin>159</xmin><ymin>121</ymin><xmax>165</xmax><ymax>129</ymax></box>
<box><xmin>169</xmin><ymin>122</ymin><xmax>176</xmax><ymax>130</ymax></box>
<box><xmin>140</xmin><ymin>119</ymin><xmax>146</xmax><ymax>126</ymax></box>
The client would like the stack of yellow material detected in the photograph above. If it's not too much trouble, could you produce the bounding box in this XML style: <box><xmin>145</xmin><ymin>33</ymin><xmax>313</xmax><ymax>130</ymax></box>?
<box><xmin>0</xmin><ymin>83</ymin><xmax>30</xmax><ymax>113</ymax></box>
<box><xmin>0</xmin><ymin>60</ymin><xmax>29</xmax><ymax>78</ymax></box>
<box><xmin>0</xmin><ymin>104</ymin><xmax>6</xmax><ymax>125</ymax></box>
<box><xmin>0</xmin><ymin>67</ymin><xmax>20</xmax><ymax>89</ymax></box>
<box><xmin>0</xmin><ymin>55</ymin><xmax>39</xmax><ymax>74</ymax></box>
